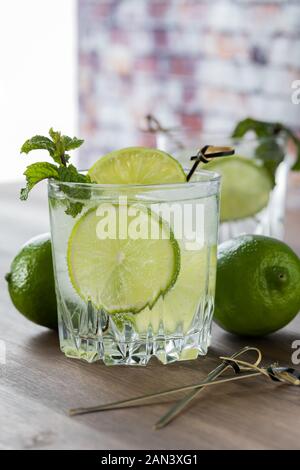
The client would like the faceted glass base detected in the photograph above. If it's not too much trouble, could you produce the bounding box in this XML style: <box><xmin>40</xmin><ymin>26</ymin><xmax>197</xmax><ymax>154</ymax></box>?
<box><xmin>59</xmin><ymin>319</ymin><xmax>212</xmax><ymax>366</ymax></box>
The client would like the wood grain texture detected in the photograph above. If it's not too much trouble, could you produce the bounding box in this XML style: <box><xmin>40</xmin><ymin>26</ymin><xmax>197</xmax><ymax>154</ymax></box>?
<box><xmin>0</xmin><ymin>176</ymin><xmax>299</xmax><ymax>450</ymax></box>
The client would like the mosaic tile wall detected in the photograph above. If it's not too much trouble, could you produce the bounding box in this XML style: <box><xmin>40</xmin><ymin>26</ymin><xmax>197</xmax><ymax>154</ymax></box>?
<box><xmin>78</xmin><ymin>0</ymin><xmax>300</xmax><ymax>164</ymax></box>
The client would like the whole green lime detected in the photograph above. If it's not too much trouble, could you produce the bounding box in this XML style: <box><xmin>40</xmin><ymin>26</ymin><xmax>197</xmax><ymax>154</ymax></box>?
<box><xmin>214</xmin><ymin>235</ymin><xmax>300</xmax><ymax>337</ymax></box>
<box><xmin>5</xmin><ymin>233</ymin><xmax>57</xmax><ymax>330</ymax></box>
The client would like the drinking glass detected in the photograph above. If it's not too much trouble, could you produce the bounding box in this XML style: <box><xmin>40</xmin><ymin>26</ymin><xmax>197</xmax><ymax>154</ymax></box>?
<box><xmin>48</xmin><ymin>170</ymin><xmax>220</xmax><ymax>366</ymax></box>
<box><xmin>157</xmin><ymin>131</ymin><xmax>290</xmax><ymax>242</ymax></box>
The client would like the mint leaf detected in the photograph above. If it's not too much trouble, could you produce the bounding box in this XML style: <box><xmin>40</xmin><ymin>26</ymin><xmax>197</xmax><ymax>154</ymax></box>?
<box><xmin>21</xmin><ymin>136</ymin><xmax>55</xmax><ymax>156</ymax></box>
<box><xmin>21</xmin><ymin>128</ymin><xmax>84</xmax><ymax>166</ymax></box>
<box><xmin>58</xmin><ymin>165</ymin><xmax>91</xmax><ymax>205</ymax></box>
<box><xmin>232</xmin><ymin>118</ymin><xmax>282</xmax><ymax>139</ymax></box>
<box><xmin>292</xmin><ymin>143</ymin><xmax>300</xmax><ymax>171</ymax></box>
<box><xmin>64</xmin><ymin>201</ymin><xmax>84</xmax><ymax>218</ymax></box>
<box><xmin>20</xmin><ymin>128</ymin><xmax>88</xmax><ymax>217</ymax></box>
<box><xmin>48</xmin><ymin>128</ymin><xmax>84</xmax><ymax>165</ymax></box>
<box><xmin>51</xmin><ymin>132</ymin><xmax>66</xmax><ymax>165</ymax></box>
<box><xmin>49</xmin><ymin>128</ymin><xmax>61</xmax><ymax>144</ymax></box>
<box><xmin>232</xmin><ymin>117</ymin><xmax>300</xmax><ymax>171</ymax></box>
<box><xmin>57</xmin><ymin>164</ymin><xmax>89</xmax><ymax>183</ymax></box>
<box><xmin>20</xmin><ymin>162</ymin><xmax>59</xmax><ymax>200</ymax></box>
<box><xmin>285</xmin><ymin>129</ymin><xmax>300</xmax><ymax>171</ymax></box>
<box><xmin>254</xmin><ymin>140</ymin><xmax>285</xmax><ymax>185</ymax></box>
<box><xmin>62</xmin><ymin>136</ymin><xmax>84</xmax><ymax>151</ymax></box>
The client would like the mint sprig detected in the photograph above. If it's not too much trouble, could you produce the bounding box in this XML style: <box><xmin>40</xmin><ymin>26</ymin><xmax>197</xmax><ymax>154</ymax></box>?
<box><xmin>232</xmin><ymin>117</ymin><xmax>300</xmax><ymax>172</ymax></box>
<box><xmin>20</xmin><ymin>128</ymin><xmax>90</xmax><ymax>217</ymax></box>
<box><xmin>20</xmin><ymin>162</ymin><xmax>59</xmax><ymax>201</ymax></box>
<box><xmin>21</xmin><ymin>136</ymin><xmax>56</xmax><ymax>156</ymax></box>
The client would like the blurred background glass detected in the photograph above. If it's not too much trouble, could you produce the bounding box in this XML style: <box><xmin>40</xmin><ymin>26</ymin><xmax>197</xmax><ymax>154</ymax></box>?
<box><xmin>157</xmin><ymin>131</ymin><xmax>291</xmax><ymax>240</ymax></box>
<box><xmin>77</xmin><ymin>0</ymin><xmax>300</xmax><ymax>166</ymax></box>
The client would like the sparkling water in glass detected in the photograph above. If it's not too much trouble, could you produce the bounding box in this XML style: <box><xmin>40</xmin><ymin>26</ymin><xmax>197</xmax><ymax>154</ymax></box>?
<box><xmin>48</xmin><ymin>170</ymin><xmax>220</xmax><ymax>366</ymax></box>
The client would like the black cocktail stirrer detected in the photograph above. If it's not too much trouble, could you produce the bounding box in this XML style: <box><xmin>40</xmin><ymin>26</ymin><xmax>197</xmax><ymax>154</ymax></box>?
<box><xmin>186</xmin><ymin>145</ymin><xmax>235</xmax><ymax>181</ymax></box>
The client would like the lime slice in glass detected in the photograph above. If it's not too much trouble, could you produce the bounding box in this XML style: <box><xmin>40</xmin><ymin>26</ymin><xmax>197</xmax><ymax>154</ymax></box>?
<box><xmin>88</xmin><ymin>147</ymin><xmax>186</xmax><ymax>184</ymax></box>
<box><xmin>67</xmin><ymin>204</ymin><xmax>180</xmax><ymax>314</ymax></box>
<box><xmin>204</xmin><ymin>156</ymin><xmax>273</xmax><ymax>222</ymax></box>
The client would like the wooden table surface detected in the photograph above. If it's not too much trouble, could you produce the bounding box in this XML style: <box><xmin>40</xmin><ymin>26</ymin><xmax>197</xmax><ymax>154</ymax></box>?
<box><xmin>0</xmin><ymin>175</ymin><xmax>299</xmax><ymax>450</ymax></box>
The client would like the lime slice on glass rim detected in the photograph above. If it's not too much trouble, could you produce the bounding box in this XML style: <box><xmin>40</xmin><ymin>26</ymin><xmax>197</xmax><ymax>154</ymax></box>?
<box><xmin>88</xmin><ymin>146</ymin><xmax>186</xmax><ymax>184</ymax></box>
<box><xmin>67</xmin><ymin>203</ymin><xmax>180</xmax><ymax>314</ymax></box>
<box><xmin>204</xmin><ymin>155</ymin><xmax>273</xmax><ymax>222</ymax></box>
